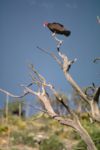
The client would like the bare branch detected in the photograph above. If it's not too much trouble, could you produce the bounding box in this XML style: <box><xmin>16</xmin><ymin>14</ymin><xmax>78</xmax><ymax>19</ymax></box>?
<box><xmin>0</xmin><ymin>88</ymin><xmax>29</xmax><ymax>98</ymax></box>
<box><xmin>46</xmin><ymin>82</ymin><xmax>77</xmax><ymax>118</ymax></box>
<box><xmin>59</xmin><ymin>99</ymin><xmax>77</xmax><ymax>117</ymax></box>
<box><xmin>57</xmin><ymin>49</ymin><xmax>77</xmax><ymax>72</ymax></box>
<box><xmin>93</xmin><ymin>57</ymin><xmax>100</xmax><ymax>63</ymax></box>
<box><xmin>20</xmin><ymin>84</ymin><xmax>39</xmax><ymax>96</ymax></box>
<box><xmin>22</xmin><ymin>102</ymin><xmax>47</xmax><ymax>114</ymax></box>
<box><xmin>0</xmin><ymin>88</ymin><xmax>47</xmax><ymax>114</ymax></box>
<box><xmin>37</xmin><ymin>46</ymin><xmax>62</xmax><ymax>67</ymax></box>
<box><xmin>51</xmin><ymin>33</ymin><xmax>63</xmax><ymax>48</ymax></box>
<box><xmin>65</xmin><ymin>73</ymin><xmax>90</xmax><ymax>102</ymax></box>
<box><xmin>29</xmin><ymin>64</ymin><xmax>46</xmax><ymax>84</ymax></box>
<box><xmin>37</xmin><ymin>46</ymin><xmax>77</xmax><ymax>73</ymax></box>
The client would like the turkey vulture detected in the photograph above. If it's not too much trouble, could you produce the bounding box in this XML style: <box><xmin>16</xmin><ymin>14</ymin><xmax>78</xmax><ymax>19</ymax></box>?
<box><xmin>43</xmin><ymin>22</ymin><xmax>71</xmax><ymax>37</ymax></box>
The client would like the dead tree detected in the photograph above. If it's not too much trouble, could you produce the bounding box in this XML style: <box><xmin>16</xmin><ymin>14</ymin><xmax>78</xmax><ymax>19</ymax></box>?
<box><xmin>0</xmin><ymin>37</ymin><xmax>99</xmax><ymax>150</ymax></box>
<box><xmin>37</xmin><ymin>43</ymin><xmax>100</xmax><ymax>123</ymax></box>
<box><xmin>0</xmin><ymin>66</ymin><xmax>97</xmax><ymax>150</ymax></box>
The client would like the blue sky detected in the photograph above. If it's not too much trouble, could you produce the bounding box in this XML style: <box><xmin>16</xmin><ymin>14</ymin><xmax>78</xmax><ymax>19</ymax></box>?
<box><xmin>0</xmin><ymin>0</ymin><xmax>100</xmax><ymax>111</ymax></box>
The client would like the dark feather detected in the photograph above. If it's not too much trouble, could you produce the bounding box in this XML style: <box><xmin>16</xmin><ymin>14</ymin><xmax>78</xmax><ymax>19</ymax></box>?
<box><xmin>51</xmin><ymin>22</ymin><xmax>64</xmax><ymax>27</ymax></box>
<box><xmin>47</xmin><ymin>22</ymin><xmax>71</xmax><ymax>37</ymax></box>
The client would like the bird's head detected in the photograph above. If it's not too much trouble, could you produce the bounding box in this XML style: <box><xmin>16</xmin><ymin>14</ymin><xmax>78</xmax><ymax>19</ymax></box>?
<box><xmin>43</xmin><ymin>22</ymin><xmax>48</xmax><ymax>27</ymax></box>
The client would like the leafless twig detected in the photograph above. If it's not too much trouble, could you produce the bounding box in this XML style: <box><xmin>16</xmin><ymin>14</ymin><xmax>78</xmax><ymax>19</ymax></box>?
<box><xmin>93</xmin><ymin>57</ymin><xmax>100</xmax><ymax>63</ymax></box>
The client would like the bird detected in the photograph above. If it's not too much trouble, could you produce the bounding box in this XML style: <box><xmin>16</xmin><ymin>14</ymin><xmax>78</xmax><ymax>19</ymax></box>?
<box><xmin>43</xmin><ymin>22</ymin><xmax>71</xmax><ymax>48</ymax></box>
<box><xmin>43</xmin><ymin>22</ymin><xmax>71</xmax><ymax>37</ymax></box>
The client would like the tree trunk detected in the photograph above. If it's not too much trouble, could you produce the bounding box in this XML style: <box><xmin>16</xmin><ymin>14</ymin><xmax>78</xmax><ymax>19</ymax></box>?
<box><xmin>72</xmin><ymin>119</ymin><xmax>97</xmax><ymax>150</ymax></box>
<box><xmin>90</xmin><ymin>101</ymin><xmax>100</xmax><ymax>122</ymax></box>
<box><xmin>55</xmin><ymin>116</ymin><xmax>97</xmax><ymax>150</ymax></box>
<box><xmin>64</xmin><ymin>72</ymin><xmax>89</xmax><ymax>103</ymax></box>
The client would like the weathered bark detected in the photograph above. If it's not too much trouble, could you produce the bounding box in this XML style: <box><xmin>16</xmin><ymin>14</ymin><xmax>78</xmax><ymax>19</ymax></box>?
<box><xmin>64</xmin><ymin>72</ymin><xmax>89</xmax><ymax>103</ymax></box>
<box><xmin>38</xmin><ymin>94</ymin><xmax>57</xmax><ymax>117</ymax></box>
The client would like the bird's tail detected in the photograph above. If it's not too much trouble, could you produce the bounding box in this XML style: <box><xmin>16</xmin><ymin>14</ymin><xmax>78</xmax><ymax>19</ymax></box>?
<box><xmin>64</xmin><ymin>30</ymin><xmax>71</xmax><ymax>36</ymax></box>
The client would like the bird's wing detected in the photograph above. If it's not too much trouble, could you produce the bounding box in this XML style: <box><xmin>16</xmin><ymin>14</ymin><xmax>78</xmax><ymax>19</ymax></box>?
<box><xmin>48</xmin><ymin>23</ymin><xmax>65</xmax><ymax>31</ymax></box>
<box><xmin>52</xmin><ymin>22</ymin><xmax>64</xmax><ymax>27</ymax></box>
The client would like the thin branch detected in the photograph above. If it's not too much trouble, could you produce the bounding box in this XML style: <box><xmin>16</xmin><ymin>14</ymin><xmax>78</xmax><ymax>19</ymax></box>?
<box><xmin>45</xmin><ymin>82</ymin><xmax>75</xmax><ymax>117</ymax></box>
<box><xmin>22</xmin><ymin>102</ymin><xmax>47</xmax><ymax>114</ymax></box>
<box><xmin>0</xmin><ymin>88</ymin><xmax>47</xmax><ymax>114</ymax></box>
<box><xmin>27</xmin><ymin>82</ymin><xmax>34</xmax><ymax>87</ymax></box>
<box><xmin>37</xmin><ymin>46</ymin><xmax>62</xmax><ymax>67</ymax></box>
<box><xmin>37</xmin><ymin>46</ymin><xmax>53</xmax><ymax>56</ymax></box>
<box><xmin>52</xmin><ymin>33</ymin><xmax>63</xmax><ymax>48</ymax></box>
<box><xmin>29</xmin><ymin>64</ymin><xmax>46</xmax><ymax>83</ymax></box>
<box><xmin>20</xmin><ymin>84</ymin><xmax>39</xmax><ymax>96</ymax></box>
<box><xmin>93</xmin><ymin>57</ymin><xmax>100</xmax><ymax>63</ymax></box>
<box><xmin>37</xmin><ymin>46</ymin><xmax>77</xmax><ymax>72</ymax></box>
<box><xmin>0</xmin><ymin>88</ymin><xmax>29</xmax><ymax>98</ymax></box>
<box><xmin>29</xmin><ymin>73</ymin><xmax>42</xmax><ymax>88</ymax></box>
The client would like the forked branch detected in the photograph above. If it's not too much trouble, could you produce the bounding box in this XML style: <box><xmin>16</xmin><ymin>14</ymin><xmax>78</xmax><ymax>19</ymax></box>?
<box><xmin>37</xmin><ymin>45</ymin><xmax>100</xmax><ymax>122</ymax></box>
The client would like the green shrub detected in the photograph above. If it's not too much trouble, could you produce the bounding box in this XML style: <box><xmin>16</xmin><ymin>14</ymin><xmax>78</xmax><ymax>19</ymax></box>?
<box><xmin>11</xmin><ymin>131</ymin><xmax>35</xmax><ymax>147</ymax></box>
<box><xmin>70</xmin><ymin>130</ymin><xmax>80</xmax><ymax>140</ymax></box>
<box><xmin>39</xmin><ymin>135</ymin><xmax>66</xmax><ymax>150</ymax></box>
<box><xmin>0</xmin><ymin>125</ymin><xmax>9</xmax><ymax>134</ymax></box>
